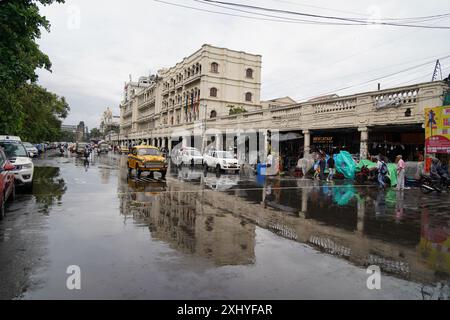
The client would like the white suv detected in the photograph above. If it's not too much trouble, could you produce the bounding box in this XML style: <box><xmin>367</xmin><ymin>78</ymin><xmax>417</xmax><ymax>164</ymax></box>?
<box><xmin>0</xmin><ymin>136</ymin><xmax>34</xmax><ymax>190</ymax></box>
<box><xmin>176</xmin><ymin>147</ymin><xmax>204</xmax><ymax>167</ymax></box>
<box><xmin>204</xmin><ymin>150</ymin><xmax>239</xmax><ymax>173</ymax></box>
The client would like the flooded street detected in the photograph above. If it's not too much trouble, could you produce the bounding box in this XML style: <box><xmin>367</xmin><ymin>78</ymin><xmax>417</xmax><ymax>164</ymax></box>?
<box><xmin>1</xmin><ymin>151</ymin><xmax>449</xmax><ymax>300</ymax></box>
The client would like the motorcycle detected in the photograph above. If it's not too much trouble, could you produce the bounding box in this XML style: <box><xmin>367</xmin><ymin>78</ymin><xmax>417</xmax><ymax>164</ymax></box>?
<box><xmin>355</xmin><ymin>165</ymin><xmax>378</xmax><ymax>184</ymax></box>
<box><xmin>420</xmin><ymin>175</ymin><xmax>450</xmax><ymax>194</ymax></box>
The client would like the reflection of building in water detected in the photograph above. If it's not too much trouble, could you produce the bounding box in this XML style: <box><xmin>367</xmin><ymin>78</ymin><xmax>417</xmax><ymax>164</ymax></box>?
<box><xmin>199</xmin><ymin>177</ymin><xmax>447</xmax><ymax>283</ymax></box>
<box><xmin>119</xmin><ymin>175</ymin><xmax>255</xmax><ymax>266</ymax></box>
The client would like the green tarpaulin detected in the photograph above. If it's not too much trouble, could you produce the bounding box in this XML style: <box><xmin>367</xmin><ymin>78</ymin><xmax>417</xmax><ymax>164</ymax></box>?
<box><xmin>387</xmin><ymin>163</ymin><xmax>398</xmax><ymax>187</ymax></box>
<box><xmin>355</xmin><ymin>159</ymin><xmax>377</xmax><ymax>171</ymax></box>
<box><xmin>335</xmin><ymin>151</ymin><xmax>356</xmax><ymax>179</ymax></box>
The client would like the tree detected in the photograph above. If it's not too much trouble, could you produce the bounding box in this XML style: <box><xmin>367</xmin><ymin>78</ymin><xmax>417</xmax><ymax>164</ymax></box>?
<box><xmin>0</xmin><ymin>0</ymin><xmax>66</xmax><ymax>137</ymax></box>
<box><xmin>90</xmin><ymin>128</ymin><xmax>102</xmax><ymax>139</ymax></box>
<box><xmin>228</xmin><ymin>105</ymin><xmax>247</xmax><ymax>115</ymax></box>
<box><xmin>15</xmin><ymin>84</ymin><xmax>70</xmax><ymax>142</ymax></box>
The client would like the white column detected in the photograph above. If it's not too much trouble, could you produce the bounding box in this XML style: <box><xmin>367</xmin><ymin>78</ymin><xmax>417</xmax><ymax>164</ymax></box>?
<box><xmin>359</xmin><ymin>127</ymin><xmax>369</xmax><ymax>160</ymax></box>
<box><xmin>303</xmin><ymin>130</ymin><xmax>311</xmax><ymax>155</ymax></box>
<box><xmin>215</xmin><ymin>134</ymin><xmax>222</xmax><ymax>150</ymax></box>
<box><xmin>264</xmin><ymin>132</ymin><xmax>269</xmax><ymax>157</ymax></box>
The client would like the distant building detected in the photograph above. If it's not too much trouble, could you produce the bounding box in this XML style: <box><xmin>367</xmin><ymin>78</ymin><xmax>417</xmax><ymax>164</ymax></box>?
<box><xmin>76</xmin><ymin>121</ymin><xmax>88</xmax><ymax>142</ymax></box>
<box><xmin>261</xmin><ymin>96</ymin><xmax>297</xmax><ymax>109</ymax></box>
<box><xmin>100</xmin><ymin>107</ymin><xmax>120</xmax><ymax>134</ymax></box>
<box><xmin>61</xmin><ymin>124</ymin><xmax>77</xmax><ymax>133</ymax></box>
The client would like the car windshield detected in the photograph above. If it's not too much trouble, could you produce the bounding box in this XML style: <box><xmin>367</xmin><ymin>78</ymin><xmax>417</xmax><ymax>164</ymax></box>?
<box><xmin>0</xmin><ymin>142</ymin><xmax>28</xmax><ymax>158</ymax></box>
<box><xmin>23</xmin><ymin>142</ymin><xmax>33</xmax><ymax>147</ymax></box>
<box><xmin>137</xmin><ymin>148</ymin><xmax>161</xmax><ymax>156</ymax></box>
<box><xmin>217</xmin><ymin>151</ymin><xmax>235</xmax><ymax>159</ymax></box>
<box><xmin>190</xmin><ymin>150</ymin><xmax>202</xmax><ymax>156</ymax></box>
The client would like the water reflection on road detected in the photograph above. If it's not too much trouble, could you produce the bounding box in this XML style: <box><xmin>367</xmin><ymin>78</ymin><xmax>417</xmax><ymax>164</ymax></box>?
<box><xmin>119</xmin><ymin>160</ymin><xmax>450</xmax><ymax>289</ymax></box>
<box><xmin>1</xmin><ymin>151</ymin><xmax>449</xmax><ymax>299</ymax></box>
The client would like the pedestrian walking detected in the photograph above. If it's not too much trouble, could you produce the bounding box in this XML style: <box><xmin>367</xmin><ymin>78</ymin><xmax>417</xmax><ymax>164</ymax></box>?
<box><xmin>327</xmin><ymin>154</ymin><xmax>335</xmax><ymax>182</ymax></box>
<box><xmin>396</xmin><ymin>155</ymin><xmax>406</xmax><ymax>191</ymax></box>
<box><xmin>319</xmin><ymin>155</ymin><xmax>326</xmax><ymax>180</ymax></box>
<box><xmin>313</xmin><ymin>160</ymin><xmax>320</xmax><ymax>180</ymax></box>
<box><xmin>377</xmin><ymin>155</ymin><xmax>388</xmax><ymax>189</ymax></box>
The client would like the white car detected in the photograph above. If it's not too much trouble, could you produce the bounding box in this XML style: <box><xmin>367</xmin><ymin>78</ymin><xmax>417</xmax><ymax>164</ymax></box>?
<box><xmin>0</xmin><ymin>136</ymin><xmax>34</xmax><ymax>190</ymax></box>
<box><xmin>23</xmin><ymin>142</ymin><xmax>38</xmax><ymax>158</ymax></box>
<box><xmin>175</xmin><ymin>147</ymin><xmax>204</xmax><ymax>166</ymax></box>
<box><xmin>203</xmin><ymin>150</ymin><xmax>239</xmax><ymax>173</ymax></box>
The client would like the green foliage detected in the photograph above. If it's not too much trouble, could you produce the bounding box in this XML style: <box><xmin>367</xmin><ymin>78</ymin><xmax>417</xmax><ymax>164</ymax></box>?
<box><xmin>59</xmin><ymin>130</ymin><xmax>76</xmax><ymax>143</ymax></box>
<box><xmin>228</xmin><ymin>105</ymin><xmax>247</xmax><ymax>115</ymax></box>
<box><xmin>0</xmin><ymin>0</ymin><xmax>64</xmax><ymax>87</ymax></box>
<box><xmin>0</xmin><ymin>0</ymin><xmax>67</xmax><ymax>141</ymax></box>
<box><xmin>4</xmin><ymin>84</ymin><xmax>70</xmax><ymax>142</ymax></box>
<box><xmin>90</xmin><ymin>128</ymin><xmax>102</xmax><ymax>138</ymax></box>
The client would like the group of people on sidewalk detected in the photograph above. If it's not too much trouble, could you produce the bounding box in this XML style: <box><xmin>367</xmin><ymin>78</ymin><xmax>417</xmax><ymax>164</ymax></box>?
<box><xmin>309</xmin><ymin>150</ymin><xmax>407</xmax><ymax>190</ymax></box>
<box><xmin>376</xmin><ymin>154</ymin><xmax>406</xmax><ymax>191</ymax></box>
<box><xmin>313</xmin><ymin>151</ymin><xmax>336</xmax><ymax>182</ymax></box>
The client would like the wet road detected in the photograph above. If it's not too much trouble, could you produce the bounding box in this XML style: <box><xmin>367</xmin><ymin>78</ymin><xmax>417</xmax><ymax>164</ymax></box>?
<box><xmin>0</xmin><ymin>151</ymin><xmax>449</xmax><ymax>299</ymax></box>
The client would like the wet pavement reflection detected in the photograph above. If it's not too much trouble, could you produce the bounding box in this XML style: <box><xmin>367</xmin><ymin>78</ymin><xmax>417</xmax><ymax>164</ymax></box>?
<box><xmin>0</xmin><ymin>151</ymin><xmax>449</xmax><ymax>299</ymax></box>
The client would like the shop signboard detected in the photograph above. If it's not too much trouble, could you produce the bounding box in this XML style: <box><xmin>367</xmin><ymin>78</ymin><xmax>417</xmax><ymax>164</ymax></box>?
<box><xmin>425</xmin><ymin>106</ymin><xmax>450</xmax><ymax>154</ymax></box>
<box><xmin>313</xmin><ymin>136</ymin><xmax>333</xmax><ymax>144</ymax></box>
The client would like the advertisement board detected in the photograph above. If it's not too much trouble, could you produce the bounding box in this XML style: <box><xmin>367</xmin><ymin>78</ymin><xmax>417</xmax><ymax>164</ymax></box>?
<box><xmin>425</xmin><ymin>106</ymin><xmax>450</xmax><ymax>154</ymax></box>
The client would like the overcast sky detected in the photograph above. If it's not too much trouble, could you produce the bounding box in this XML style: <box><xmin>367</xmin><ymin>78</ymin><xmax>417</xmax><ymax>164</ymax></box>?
<box><xmin>36</xmin><ymin>0</ymin><xmax>450</xmax><ymax>130</ymax></box>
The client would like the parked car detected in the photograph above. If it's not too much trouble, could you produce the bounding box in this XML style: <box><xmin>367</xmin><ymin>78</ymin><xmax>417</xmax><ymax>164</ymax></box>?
<box><xmin>0</xmin><ymin>136</ymin><xmax>34</xmax><ymax>190</ymax></box>
<box><xmin>0</xmin><ymin>148</ymin><xmax>15</xmax><ymax>219</ymax></box>
<box><xmin>203</xmin><ymin>149</ymin><xmax>240</xmax><ymax>173</ymax></box>
<box><xmin>173</xmin><ymin>147</ymin><xmax>203</xmax><ymax>167</ymax></box>
<box><xmin>23</xmin><ymin>142</ymin><xmax>38</xmax><ymax>158</ymax></box>
<box><xmin>127</xmin><ymin>145</ymin><xmax>167</xmax><ymax>179</ymax></box>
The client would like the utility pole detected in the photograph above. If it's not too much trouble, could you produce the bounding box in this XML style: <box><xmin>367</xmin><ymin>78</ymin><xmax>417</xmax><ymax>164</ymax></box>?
<box><xmin>432</xmin><ymin>59</ymin><xmax>443</xmax><ymax>81</ymax></box>
<box><xmin>202</xmin><ymin>103</ymin><xmax>208</xmax><ymax>154</ymax></box>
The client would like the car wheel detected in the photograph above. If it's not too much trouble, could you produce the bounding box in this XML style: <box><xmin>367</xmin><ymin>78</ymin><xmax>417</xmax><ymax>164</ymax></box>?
<box><xmin>10</xmin><ymin>184</ymin><xmax>15</xmax><ymax>201</ymax></box>
<box><xmin>26</xmin><ymin>182</ymin><xmax>33</xmax><ymax>194</ymax></box>
<box><xmin>136</xmin><ymin>165</ymin><xmax>141</xmax><ymax>178</ymax></box>
<box><xmin>215</xmin><ymin>164</ymin><xmax>221</xmax><ymax>174</ymax></box>
<box><xmin>161</xmin><ymin>170</ymin><xmax>166</xmax><ymax>180</ymax></box>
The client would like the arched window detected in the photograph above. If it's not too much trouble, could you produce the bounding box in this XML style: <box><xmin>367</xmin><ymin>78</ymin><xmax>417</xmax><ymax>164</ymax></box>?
<box><xmin>210</xmin><ymin>87</ymin><xmax>218</xmax><ymax>97</ymax></box>
<box><xmin>211</xmin><ymin>62</ymin><xmax>219</xmax><ymax>73</ymax></box>
<box><xmin>210</xmin><ymin>110</ymin><xmax>217</xmax><ymax>118</ymax></box>
<box><xmin>246</xmin><ymin>68</ymin><xmax>253</xmax><ymax>78</ymax></box>
<box><xmin>245</xmin><ymin>92</ymin><xmax>252</xmax><ymax>102</ymax></box>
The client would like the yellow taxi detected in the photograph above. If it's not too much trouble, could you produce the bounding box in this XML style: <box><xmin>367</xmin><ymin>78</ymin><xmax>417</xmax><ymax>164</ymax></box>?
<box><xmin>120</xmin><ymin>145</ymin><xmax>129</xmax><ymax>154</ymax></box>
<box><xmin>127</xmin><ymin>145</ymin><xmax>167</xmax><ymax>179</ymax></box>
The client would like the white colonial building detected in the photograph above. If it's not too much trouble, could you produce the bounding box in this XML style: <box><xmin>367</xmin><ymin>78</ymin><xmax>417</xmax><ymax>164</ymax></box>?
<box><xmin>116</xmin><ymin>45</ymin><xmax>449</xmax><ymax>165</ymax></box>
<box><xmin>119</xmin><ymin>44</ymin><xmax>262</xmax><ymax>140</ymax></box>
